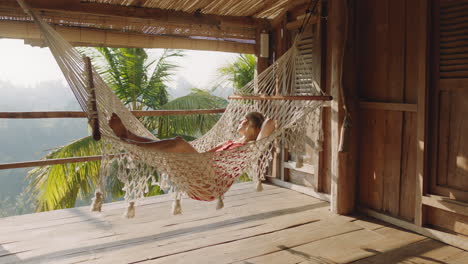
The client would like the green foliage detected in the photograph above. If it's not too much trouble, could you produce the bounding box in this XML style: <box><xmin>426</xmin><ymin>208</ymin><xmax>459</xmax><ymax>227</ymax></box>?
<box><xmin>236</xmin><ymin>173</ymin><xmax>252</xmax><ymax>183</ymax></box>
<box><xmin>218</xmin><ymin>54</ymin><xmax>256</xmax><ymax>91</ymax></box>
<box><xmin>144</xmin><ymin>89</ymin><xmax>227</xmax><ymax>138</ymax></box>
<box><xmin>0</xmin><ymin>191</ymin><xmax>35</xmax><ymax>217</ymax></box>
<box><xmin>92</xmin><ymin>48</ymin><xmax>183</xmax><ymax>110</ymax></box>
<box><xmin>27</xmin><ymin>136</ymin><xmax>102</xmax><ymax>211</ymax></box>
<box><xmin>28</xmin><ymin>48</ymin><xmax>227</xmax><ymax>212</ymax></box>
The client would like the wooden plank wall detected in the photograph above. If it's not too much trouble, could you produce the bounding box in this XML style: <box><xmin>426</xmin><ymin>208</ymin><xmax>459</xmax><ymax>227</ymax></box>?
<box><xmin>356</xmin><ymin>0</ymin><xmax>418</xmax><ymax>222</ymax></box>
<box><xmin>356</xmin><ymin>0</ymin><xmax>468</xmax><ymax>238</ymax></box>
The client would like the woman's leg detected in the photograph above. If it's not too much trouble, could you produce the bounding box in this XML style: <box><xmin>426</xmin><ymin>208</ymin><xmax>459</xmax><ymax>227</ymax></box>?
<box><xmin>128</xmin><ymin>137</ymin><xmax>199</xmax><ymax>153</ymax></box>
<box><xmin>108</xmin><ymin>113</ymin><xmax>198</xmax><ymax>153</ymax></box>
<box><xmin>109</xmin><ymin>113</ymin><xmax>154</xmax><ymax>142</ymax></box>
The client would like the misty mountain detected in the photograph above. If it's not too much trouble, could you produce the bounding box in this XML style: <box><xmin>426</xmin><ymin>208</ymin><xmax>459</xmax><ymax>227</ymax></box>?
<box><xmin>168</xmin><ymin>76</ymin><xmax>233</xmax><ymax>100</ymax></box>
<box><xmin>0</xmin><ymin>80</ymin><xmax>88</xmax><ymax>216</ymax></box>
<box><xmin>168</xmin><ymin>76</ymin><xmax>194</xmax><ymax>99</ymax></box>
<box><xmin>0</xmin><ymin>80</ymin><xmax>81</xmax><ymax>111</ymax></box>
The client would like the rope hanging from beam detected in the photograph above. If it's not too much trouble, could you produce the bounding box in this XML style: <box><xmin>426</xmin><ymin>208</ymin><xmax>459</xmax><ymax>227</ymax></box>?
<box><xmin>17</xmin><ymin>0</ymin><xmax>331</xmax><ymax>218</ymax></box>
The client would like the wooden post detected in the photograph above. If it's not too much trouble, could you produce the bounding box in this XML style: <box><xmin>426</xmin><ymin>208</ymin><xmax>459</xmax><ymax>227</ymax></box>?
<box><xmin>327</xmin><ymin>0</ymin><xmax>357</xmax><ymax>214</ymax></box>
<box><xmin>84</xmin><ymin>56</ymin><xmax>101</xmax><ymax>141</ymax></box>
<box><xmin>414</xmin><ymin>0</ymin><xmax>429</xmax><ymax>227</ymax></box>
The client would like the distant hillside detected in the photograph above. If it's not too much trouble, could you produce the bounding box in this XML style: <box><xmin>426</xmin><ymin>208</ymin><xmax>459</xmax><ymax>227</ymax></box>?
<box><xmin>0</xmin><ymin>80</ymin><xmax>88</xmax><ymax>217</ymax></box>
<box><xmin>168</xmin><ymin>76</ymin><xmax>233</xmax><ymax>100</ymax></box>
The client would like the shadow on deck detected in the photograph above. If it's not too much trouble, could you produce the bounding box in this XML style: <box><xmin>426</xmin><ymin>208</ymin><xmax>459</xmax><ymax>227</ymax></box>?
<box><xmin>0</xmin><ymin>182</ymin><xmax>465</xmax><ymax>264</ymax></box>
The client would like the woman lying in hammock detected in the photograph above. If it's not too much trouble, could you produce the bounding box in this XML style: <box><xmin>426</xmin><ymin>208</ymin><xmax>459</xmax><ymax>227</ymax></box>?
<box><xmin>108</xmin><ymin>112</ymin><xmax>276</xmax><ymax>153</ymax></box>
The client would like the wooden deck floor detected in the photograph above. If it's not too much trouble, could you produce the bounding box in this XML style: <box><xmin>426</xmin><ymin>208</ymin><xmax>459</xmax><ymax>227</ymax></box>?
<box><xmin>0</xmin><ymin>182</ymin><xmax>466</xmax><ymax>264</ymax></box>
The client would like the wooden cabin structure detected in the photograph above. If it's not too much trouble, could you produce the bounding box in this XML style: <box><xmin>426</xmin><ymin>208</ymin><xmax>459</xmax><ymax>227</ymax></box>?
<box><xmin>0</xmin><ymin>0</ymin><xmax>467</xmax><ymax>262</ymax></box>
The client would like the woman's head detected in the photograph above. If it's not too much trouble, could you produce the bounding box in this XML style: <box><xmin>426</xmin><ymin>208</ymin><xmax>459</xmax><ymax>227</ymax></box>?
<box><xmin>238</xmin><ymin>112</ymin><xmax>265</xmax><ymax>140</ymax></box>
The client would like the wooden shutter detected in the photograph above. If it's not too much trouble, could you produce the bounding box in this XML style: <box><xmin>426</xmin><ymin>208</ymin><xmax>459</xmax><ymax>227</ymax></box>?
<box><xmin>431</xmin><ymin>0</ymin><xmax>468</xmax><ymax>204</ymax></box>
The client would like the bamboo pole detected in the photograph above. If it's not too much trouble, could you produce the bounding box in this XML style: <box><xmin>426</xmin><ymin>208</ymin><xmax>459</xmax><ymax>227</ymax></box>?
<box><xmin>228</xmin><ymin>95</ymin><xmax>333</xmax><ymax>101</ymax></box>
<box><xmin>84</xmin><ymin>56</ymin><xmax>101</xmax><ymax>141</ymax></box>
<box><xmin>0</xmin><ymin>109</ymin><xmax>225</xmax><ymax>119</ymax></box>
<box><xmin>0</xmin><ymin>155</ymin><xmax>105</xmax><ymax>170</ymax></box>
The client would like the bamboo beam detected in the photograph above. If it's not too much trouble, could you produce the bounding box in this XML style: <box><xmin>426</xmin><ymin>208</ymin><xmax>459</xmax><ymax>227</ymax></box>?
<box><xmin>0</xmin><ymin>109</ymin><xmax>225</xmax><ymax>119</ymax></box>
<box><xmin>270</xmin><ymin>0</ymin><xmax>310</xmax><ymax>27</ymax></box>
<box><xmin>0</xmin><ymin>20</ymin><xmax>255</xmax><ymax>53</ymax></box>
<box><xmin>84</xmin><ymin>56</ymin><xmax>101</xmax><ymax>141</ymax></box>
<box><xmin>285</xmin><ymin>15</ymin><xmax>319</xmax><ymax>30</ymax></box>
<box><xmin>228</xmin><ymin>95</ymin><xmax>333</xmax><ymax>101</ymax></box>
<box><xmin>0</xmin><ymin>0</ymin><xmax>261</xmax><ymax>28</ymax></box>
<box><xmin>359</xmin><ymin>101</ymin><xmax>418</xmax><ymax>112</ymax></box>
<box><xmin>0</xmin><ymin>155</ymin><xmax>104</xmax><ymax>170</ymax></box>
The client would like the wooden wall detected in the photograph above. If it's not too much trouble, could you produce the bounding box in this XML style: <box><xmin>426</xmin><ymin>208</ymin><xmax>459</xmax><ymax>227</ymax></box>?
<box><xmin>356</xmin><ymin>0</ymin><xmax>418</xmax><ymax>222</ymax></box>
<box><xmin>356</xmin><ymin>0</ymin><xmax>468</xmax><ymax>238</ymax></box>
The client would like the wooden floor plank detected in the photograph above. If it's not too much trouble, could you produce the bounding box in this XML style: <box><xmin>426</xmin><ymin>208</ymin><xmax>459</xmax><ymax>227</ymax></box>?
<box><xmin>1</xmin><ymin>187</ymin><xmax>329</xmax><ymax>263</ymax></box>
<box><xmin>0</xmin><ymin>183</ymin><xmax>464</xmax><ymax>264</ymax></box>
<box><xmin>234</xmin><ymin>229</ymin><xmax>384</xmax><ymax>264</ymax></box>
<box><xmin>351</xmin><ymin>239</ymin><xmax>465</xmax><ymax>264</ymax></box>
<box><xmin>143</xmin><ymin>221</ymin><xmax>362</xmax><ymax>264</ymax></box>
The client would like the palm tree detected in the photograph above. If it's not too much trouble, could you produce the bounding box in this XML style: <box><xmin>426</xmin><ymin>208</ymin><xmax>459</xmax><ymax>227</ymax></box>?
<box><xmin>217</xmin><ymin>54</ymin><xmax>256</xmax><ymax>91</ymax></box>
<box><xmin>28</xmin><ymin>48</ymin><xmax>227</xmax><ymax>212</ymax></box>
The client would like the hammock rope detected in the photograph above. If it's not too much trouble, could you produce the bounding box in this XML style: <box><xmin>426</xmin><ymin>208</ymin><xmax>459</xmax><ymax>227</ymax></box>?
<box><xmin>17</xmin><ymin>0</ymin><xmax>331</xmax><ymax>217</ymax></box>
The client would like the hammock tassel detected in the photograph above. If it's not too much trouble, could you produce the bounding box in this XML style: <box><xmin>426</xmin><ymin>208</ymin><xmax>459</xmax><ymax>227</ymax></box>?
<box><xmin>216</xmin><ymin>196</ymin><xmax>224</xmax><ymax>210</ymax></box>
<box><xmin>124</xmin><ymin>201</ymin><xmax>136</xmax><ymax>218</ymax></box>
<box><xmin>172</xmin><ymin>199</ymin><xmax>182</xmax><ymax>215</ymax></box>
<box><xmin>256</xmin><ymin>181</ymin><xmax>264</xmax><ymax>192</ymax></box>
<box><xmin>90</xmin><ymin>190</ymin><xmax>103</xmax><ymax>212</ymax></box>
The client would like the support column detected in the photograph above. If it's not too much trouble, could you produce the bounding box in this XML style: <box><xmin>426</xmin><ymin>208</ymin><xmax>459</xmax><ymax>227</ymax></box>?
<box><xmin>327</xmin><ymin>0</ymin><xmax>357</xmax><ymax>214</ymax></box>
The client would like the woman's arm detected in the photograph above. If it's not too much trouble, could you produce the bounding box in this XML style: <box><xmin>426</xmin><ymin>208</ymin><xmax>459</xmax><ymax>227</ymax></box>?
<box><xmin>257</xmin><ymin>119</ymin><xmax>276</xmax><ymax>140</ymax></box>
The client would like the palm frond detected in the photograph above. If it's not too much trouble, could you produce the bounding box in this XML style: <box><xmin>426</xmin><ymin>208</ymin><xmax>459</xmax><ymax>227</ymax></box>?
<box><xmin>27</xmin><ymin>136</ymin><xmax>102</xmax><ymax>211</ymax></box>
<box><xmin>144</xmin><ymin>89</ymin><xmax>227</xmax><ymax>138</ymax></box>
<box><xmin>217</xmin><ymin>54</ymin><xmax>256</xmax><ymax>91</ymax></box>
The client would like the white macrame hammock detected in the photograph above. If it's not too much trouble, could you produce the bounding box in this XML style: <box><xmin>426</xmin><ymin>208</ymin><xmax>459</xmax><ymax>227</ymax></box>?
<box><xmin>18</xmin><ymin>0</ymin><xmax>331</xmax><ymax>217</ymax></box>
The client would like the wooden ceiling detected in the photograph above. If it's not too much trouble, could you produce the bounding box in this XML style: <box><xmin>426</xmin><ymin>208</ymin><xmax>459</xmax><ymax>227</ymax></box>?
<box><xmin>0</xmin><ymin>0</ymin><xmax>309</xmax><ymax>52</ymax></box>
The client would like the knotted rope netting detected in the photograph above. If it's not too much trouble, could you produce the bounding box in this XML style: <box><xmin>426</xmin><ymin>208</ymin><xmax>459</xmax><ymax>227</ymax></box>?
<box><xmin>18</xmin><ymin>0</ymin><xmax>331</xmax><ymax>217</ymax></box>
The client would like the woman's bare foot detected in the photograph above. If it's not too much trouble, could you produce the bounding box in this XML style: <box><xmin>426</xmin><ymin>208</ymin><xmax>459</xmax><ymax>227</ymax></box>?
<box><xmin>108</xmin><ymin>113</ymin><xmax>128</xmax><ymax>139</ymax></box>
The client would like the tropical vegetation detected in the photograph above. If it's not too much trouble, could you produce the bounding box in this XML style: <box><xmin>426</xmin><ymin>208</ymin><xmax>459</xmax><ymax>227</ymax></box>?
<box><xmin>217</xmin><ymin>54</ymin><xmax>256</xmax><ymax>91</ymax></box>
<box><xmin>27</xmin><ymin>48</ymin><xmax>228</xmax><ymax>212</ymax></box>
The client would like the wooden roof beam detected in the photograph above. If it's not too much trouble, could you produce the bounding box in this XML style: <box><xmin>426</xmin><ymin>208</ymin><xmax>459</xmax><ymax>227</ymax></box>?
<box><xmin>1</xmin><ymin>0</ymin><xmax>268</xmax><ymax>28</ymax></box>
<box><xmin>0</xmin><ymin>20</ymin><xmax>255</xmax><ymax>53</ymax></box>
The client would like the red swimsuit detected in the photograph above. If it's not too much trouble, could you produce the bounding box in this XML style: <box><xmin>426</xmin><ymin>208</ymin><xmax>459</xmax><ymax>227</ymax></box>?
<box><xmin>209</xmin><ymin>140</ymin><xmax>246</xmax><ymax>152</ymax></box>
<box><xmin>188</xmin><ymin>141</ymin><xmax>246</xmax><ymax>201</ymax></box>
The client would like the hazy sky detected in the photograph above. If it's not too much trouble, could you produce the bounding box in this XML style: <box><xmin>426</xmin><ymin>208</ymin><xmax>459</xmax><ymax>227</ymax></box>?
<box><xmin>0</xmin><ymin>39</ymin><xmax>238</xmax><ymax>89</ymax></box>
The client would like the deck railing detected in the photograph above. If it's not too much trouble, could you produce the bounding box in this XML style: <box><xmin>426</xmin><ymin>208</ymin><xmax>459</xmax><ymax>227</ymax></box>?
<box><xmin>0</xmin><ymin>109</ymin><xmax>225</xmax><ymax>170</ymax></box>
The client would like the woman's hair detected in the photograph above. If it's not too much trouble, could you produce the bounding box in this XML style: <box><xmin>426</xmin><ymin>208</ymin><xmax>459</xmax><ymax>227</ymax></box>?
<box><xmin>245</xmin><ymin>112</ymin><xmax>265</xmax><ymax>130</ymax></box>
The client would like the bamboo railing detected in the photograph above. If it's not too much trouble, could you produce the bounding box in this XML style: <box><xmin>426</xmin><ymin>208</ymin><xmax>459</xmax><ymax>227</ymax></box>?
<box><xmin>0</xmin><ymin>109</ymin><xmax>225</xmax><ymax>170</ymax></box>
<box><xmin>0</xmin><ymin>109</ymin><xmax>225</xmax><ymax>119</ymax></box>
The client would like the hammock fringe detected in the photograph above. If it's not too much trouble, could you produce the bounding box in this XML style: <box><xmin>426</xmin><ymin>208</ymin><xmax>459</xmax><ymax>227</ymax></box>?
<box><xmin>124</xmin><ymin>201</ymin><xmax>136</xmax><ymax>218</ymax></box>
<box><xmin>172</xmin><ymin>199</ymin><xmax>182</xmax><ymax>215</ymax></box>
<box><xmin>90</xmin><ymin>191</ymin><xmax>103</xmax><ymax>212</ymax></box>
<box><xmin>20</xmin><ymin>3</ymin><xmax>331</xmax><ymax>217</ymax></box>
